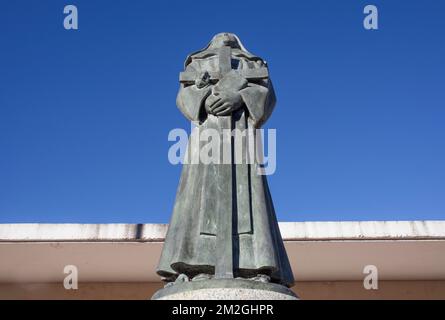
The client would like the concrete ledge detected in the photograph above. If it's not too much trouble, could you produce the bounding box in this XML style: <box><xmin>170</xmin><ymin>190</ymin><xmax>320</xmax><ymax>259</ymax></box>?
<box><xmin>1</xmin><ymin>221</ymin><xmax>444</xmax><ymax>283</ymax></box>
<box><xmin>1</xmin><ymin>221</ymin><xmax>444</xmax><ymax>242</ymax></box>
<box><xmin>0</xmin><ymin>223</ymin><xmax>166</xmax><ymax>242</ymax></box>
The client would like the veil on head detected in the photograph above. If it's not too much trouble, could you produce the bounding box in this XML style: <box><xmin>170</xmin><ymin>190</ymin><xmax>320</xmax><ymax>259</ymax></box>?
<box><xmin>184</xmin><ymin>33</ymin><xmax>262</xmax><ymax>68</ymax></box>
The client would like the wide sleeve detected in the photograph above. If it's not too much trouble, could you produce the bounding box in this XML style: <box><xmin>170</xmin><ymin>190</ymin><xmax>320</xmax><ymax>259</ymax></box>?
<box><xmin>239</xmin><ymin>78</ymin><xmax>276</xmax><ymax>128</ymax></box>
<box><xmin>176</xmin><ymin>62</ymin><xmax>212</xmax><ymax>122</ymax></box>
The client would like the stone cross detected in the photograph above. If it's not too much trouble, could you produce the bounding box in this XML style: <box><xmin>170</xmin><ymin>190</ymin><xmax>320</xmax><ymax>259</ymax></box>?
<box><xmin>179</xmin><ymin>47</ymin><xmax>269</xmax><ymax>85</ymax></box>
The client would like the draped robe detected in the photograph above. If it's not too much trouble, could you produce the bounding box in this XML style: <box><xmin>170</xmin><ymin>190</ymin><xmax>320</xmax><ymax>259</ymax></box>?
<box><xmin>156</xmin><ymin>47</ymin><xmax>294</xmax><ymax>287</ymax></box>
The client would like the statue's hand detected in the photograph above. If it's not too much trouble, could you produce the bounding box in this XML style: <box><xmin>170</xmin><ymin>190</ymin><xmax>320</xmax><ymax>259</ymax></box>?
<box><xmin>206</xmin><ymin>90</ymin><xmax>243</xmax><ymax>116</ymax></box>
<box><xmin>205</xmin><ymin>93</ymin><xmax>220</xmax><ymax>113</ymax></box>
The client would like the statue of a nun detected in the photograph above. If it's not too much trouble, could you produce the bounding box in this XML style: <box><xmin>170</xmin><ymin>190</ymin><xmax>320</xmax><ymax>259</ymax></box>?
<box><xmin>156</xmin><ymin>33</ymin><xmax>294</xmax><ymax>288</ymax></box>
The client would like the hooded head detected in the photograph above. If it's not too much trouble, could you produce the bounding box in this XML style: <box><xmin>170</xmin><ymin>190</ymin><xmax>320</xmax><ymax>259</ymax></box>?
<box><xmin>184</xmin><ymin>32</ymin><xmax>263</xmax><ymax>67</ymax></box>
<box><xmin>207</xmin><ymin>33</ymin><xmax>242</xmax><ymax>50</ymax></box>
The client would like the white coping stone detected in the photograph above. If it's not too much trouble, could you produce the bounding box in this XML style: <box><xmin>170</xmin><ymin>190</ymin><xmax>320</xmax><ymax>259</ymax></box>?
<box><xmin>1</xmin><ymin>221</ymin><xmax>445</xmax><ymax>242</ymax></box>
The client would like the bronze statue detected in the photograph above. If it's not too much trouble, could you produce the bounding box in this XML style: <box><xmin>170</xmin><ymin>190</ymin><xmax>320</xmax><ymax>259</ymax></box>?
<box><xmin>156</xmin><ymin>33</ymin><xmax>294</xmax><ymax>293</ymax></box>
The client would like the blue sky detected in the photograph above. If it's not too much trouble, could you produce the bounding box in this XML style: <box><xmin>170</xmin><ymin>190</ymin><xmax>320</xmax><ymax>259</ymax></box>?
<box><xmin>0</xmin><ymin>1</ymin><xmax>444</xmax><ymax>223</ymax></box>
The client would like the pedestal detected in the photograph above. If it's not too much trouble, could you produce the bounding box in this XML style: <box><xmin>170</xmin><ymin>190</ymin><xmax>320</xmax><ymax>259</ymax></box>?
<box><xmin>151</xmin><ymin>279</ymin><xmax>298</xmax><ymax>300</ymax></box>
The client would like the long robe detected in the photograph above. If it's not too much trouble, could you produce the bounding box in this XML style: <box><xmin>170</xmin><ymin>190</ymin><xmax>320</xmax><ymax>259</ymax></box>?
<box><xmin>156</xmin><ymin>47</ymin><xmax>294</xmax><ymax>287</ymax></box>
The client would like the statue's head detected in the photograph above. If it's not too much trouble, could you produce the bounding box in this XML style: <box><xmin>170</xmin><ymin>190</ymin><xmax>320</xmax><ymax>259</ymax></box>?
<box><xmin>184</xmin><ymin>32</ymin><xmax>260</xmax><ymax>67</ymax></box>
<box><xmin>208</xmin><ymin>33</ymin><xmax>241</xmax><ymax>49</ymax></box>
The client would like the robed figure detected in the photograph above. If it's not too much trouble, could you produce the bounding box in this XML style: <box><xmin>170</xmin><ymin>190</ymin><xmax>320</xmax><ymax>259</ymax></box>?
<box><xmin>157</xmin><ymin>33</ymin><xmax>294</xmax><ymax>287</ymax></box>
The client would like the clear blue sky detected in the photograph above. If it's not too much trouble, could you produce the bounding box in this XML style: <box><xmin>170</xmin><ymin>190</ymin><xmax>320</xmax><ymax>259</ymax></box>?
<box><xmin>1</xmin><ymin>1</ymin><xmax>444</xmax><ymax>223</ymax></box>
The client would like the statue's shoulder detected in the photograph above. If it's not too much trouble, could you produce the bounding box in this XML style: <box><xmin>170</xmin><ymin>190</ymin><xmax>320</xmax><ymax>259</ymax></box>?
<box><xmin>232</xmin><ymin>49</ymin><xmax>264</xmax><ymax>64</ymax></box>
<box><xmin>189</xmin><ymin>49</ymin><xmax>218</xmax><ymax>60</ymax></box>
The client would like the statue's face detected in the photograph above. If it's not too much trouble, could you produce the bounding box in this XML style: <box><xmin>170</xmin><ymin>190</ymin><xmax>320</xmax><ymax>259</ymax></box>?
<box><xmin>209</xmin><ymin>33</ymin><xmax>240</xmax><ymax>49</ymax></box>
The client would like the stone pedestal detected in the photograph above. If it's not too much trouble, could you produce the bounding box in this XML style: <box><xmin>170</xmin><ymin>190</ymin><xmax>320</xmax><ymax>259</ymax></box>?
<box><xmin>151</xmin><ymin>279</ymin><xmax>298</xmax><ymax>300</ymax></box>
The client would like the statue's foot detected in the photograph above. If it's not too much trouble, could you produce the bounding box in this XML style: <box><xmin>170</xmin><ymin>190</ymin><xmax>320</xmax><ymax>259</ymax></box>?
<box><xmin>164</xmin><ymin>273</ymin><xmax>189</xmax><ymax>288</ymax></box>
<box><xmin>161</xmin><ymin>275</ymin><xmax>176</xmax><ymax>288</ymax></box>
<box><xmin>192</xmin><ymin>273</ymin><xmax>213</xmax><ymax>281</ymax></box>
<box><xmin>250</xmin><ymin>274</ymin><xmax>271</xmax><ymax>283</ymax></box>
<box><xmin>175</xmin><ymin>273</ymin><xmax>190</xmax><ymax>283</ymax></box>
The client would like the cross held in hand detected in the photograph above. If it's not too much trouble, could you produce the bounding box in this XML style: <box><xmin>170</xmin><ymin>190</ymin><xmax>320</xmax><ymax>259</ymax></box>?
<box><xmin>179</xmin><ymin>46</ymin><xmax>269</xmax><ymax>85</ymax></box>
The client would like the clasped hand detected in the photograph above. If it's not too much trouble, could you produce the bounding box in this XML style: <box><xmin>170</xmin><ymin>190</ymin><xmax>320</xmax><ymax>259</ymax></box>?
<box><xmin>205</xmin><ymin>90</ymin><xmax>243</xmax><ymax>116</ymax></box>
